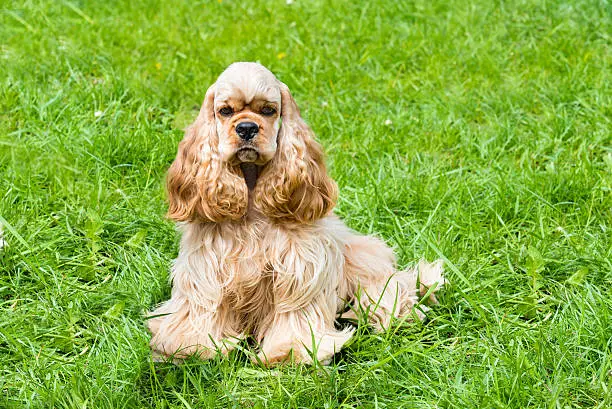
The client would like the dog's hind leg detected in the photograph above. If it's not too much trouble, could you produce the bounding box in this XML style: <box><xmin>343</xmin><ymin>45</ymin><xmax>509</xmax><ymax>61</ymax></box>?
<box><xmin>339</xmin><ymin>233</ymin><xmax>444</xmax><ymax>330</ymax></box>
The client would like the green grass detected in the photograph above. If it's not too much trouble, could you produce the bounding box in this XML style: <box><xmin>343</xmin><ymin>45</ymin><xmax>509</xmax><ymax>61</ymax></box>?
<box><xmin>1</xmin><ymin>0</ymin><xmax>610</xmax><ymax>407</ymax></box>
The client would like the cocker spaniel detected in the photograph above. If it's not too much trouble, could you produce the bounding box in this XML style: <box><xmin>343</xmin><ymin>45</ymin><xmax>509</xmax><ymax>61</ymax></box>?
<box><xmin>148</xmin><ymin>62</ymin><xmax>444</xmax><ymax>365</ymax></box>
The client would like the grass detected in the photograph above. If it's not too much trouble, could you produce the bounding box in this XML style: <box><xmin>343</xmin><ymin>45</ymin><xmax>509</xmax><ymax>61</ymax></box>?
<box><xmin>0</xmin><ymin>0</ymin><xmax>610</xmax><ymax>407</ymax></box>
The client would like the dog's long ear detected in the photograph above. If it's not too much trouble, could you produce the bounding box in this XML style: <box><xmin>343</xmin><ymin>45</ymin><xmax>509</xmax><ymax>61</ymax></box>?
<box><xmin>166</xmin><ymin>84</ymin><xmax>249</xmax><ymax>222</ymax></box>
<box><xmin>254</xmin><ymin>82</ymin><xmax>337</xmax><ymax>224</ymax></box>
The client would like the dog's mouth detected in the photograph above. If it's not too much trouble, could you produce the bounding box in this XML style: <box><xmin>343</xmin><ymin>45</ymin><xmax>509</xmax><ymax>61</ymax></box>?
<box><xmin>236</xmin><ymin>148</ymin><xmax>259</xmax><ymax>163</ymax></box>
<box><xmin>237</xmin><ymin>148</ymin><xmax>260</xmax><ymax>190</ymax></box>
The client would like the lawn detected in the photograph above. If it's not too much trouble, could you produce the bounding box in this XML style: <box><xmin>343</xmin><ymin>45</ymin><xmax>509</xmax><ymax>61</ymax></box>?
<box><xmin>1</xmin><ymin>0</ymin><xmax>610</xmax><ymax>407</ymax></box>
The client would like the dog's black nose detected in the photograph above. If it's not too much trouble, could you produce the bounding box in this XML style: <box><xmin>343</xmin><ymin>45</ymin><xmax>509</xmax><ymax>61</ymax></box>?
<box><xmin>235</xmin><ymin>122</ymin><xmax>259</xmax><ymax>140</ymax></box>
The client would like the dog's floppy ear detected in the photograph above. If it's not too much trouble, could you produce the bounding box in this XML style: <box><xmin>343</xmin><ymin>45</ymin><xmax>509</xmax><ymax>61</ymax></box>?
<box><xmin>254</xmin><ymin>82</ymin><xmax>337</xmax><ymax>224</ymax></box>
<box><xmin>166</xmin><ymin>84</ymin><xmax>249</xmax><ymax>222</ymax></box>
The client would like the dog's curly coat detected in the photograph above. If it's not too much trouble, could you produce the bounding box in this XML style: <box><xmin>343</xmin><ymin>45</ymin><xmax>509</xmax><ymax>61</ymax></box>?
<box><xmin>148</xmin><ymin>62</ymin><xmax>444</xmax><ymax>365</ymax></box>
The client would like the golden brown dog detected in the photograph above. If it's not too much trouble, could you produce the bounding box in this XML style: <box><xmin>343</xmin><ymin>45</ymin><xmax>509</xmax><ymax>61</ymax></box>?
<box><xmin>148</xmin><ymin>62</ymin><xmax>444</xmax><ymax>365</ymax></box>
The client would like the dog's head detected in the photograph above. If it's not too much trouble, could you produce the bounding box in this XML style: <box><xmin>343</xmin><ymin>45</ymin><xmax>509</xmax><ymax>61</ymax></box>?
<box><xmin>166</xmin><ymin>62</ymin><xmax>337</xmax><ymax>224</ymax></box>
<box><xmin>213</xmin><ymin>63</ymin><xmax>281</xmax><ymax>167</ymax></box>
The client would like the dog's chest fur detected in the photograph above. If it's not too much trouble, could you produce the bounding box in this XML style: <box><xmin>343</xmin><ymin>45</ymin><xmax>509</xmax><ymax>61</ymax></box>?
<box><xmin>175</xmin><ymin>216</ymin><xmax>346</xmax><ymax>337</ymax></box>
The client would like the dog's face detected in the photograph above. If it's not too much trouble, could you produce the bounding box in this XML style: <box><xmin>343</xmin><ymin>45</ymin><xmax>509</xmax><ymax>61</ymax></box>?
<box><xmin>213</xmin><ymin>63</ymin><xmax>282</xmax><ymax>166</ymax></box>
<box><xmin>166</xmin><ymin>62</ymin><xmax>337</xmax><ymax>224</ymax></box>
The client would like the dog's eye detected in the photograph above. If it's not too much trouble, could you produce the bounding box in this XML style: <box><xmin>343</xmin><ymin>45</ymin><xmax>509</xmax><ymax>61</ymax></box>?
<box><xmin>261</xmin><ymin>106</ymin><xmax>276</xmax><ymax>116</ymax></box>
<box><xmin>219</xmin><ymin>107</ymin><xmax>234</xmax><ymax>117</ymax></box>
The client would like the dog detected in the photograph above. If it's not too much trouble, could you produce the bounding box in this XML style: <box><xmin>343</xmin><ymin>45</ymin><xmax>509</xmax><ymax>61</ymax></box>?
<box><xmin>148</xmin><ymin>62</ymin><xmax>444</xmax><ymax>365</ymax></box>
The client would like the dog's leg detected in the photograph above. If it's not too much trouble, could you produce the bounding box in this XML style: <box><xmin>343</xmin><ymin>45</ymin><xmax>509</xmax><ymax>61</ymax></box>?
<box><xmin>256</xmin><ymin>308</ymin><xmax>353</xmax><ymax>366</ymax></box>
<box><xmin>148</xmin><ymin>235</ymin><xmax>244</xmax><ymax>361</ymax></box>
<box><xmin>148</xmin><ymin>294</ymin><xmax>241</xmax><ymax>361</ymax></box>
<box><xmin>340</xmin><ymin>234</ymin><xmax>444</xmax><ymax>330</ymax></box>
<box><xmin>255</xmin><ymin>229</ymin><xmax>353</xmax><ymax>365</ymax></box>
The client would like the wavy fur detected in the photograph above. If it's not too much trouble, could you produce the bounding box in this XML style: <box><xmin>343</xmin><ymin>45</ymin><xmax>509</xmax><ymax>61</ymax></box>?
<box><xmin>166</xmin><ymin>85</ymin><xmax>249</xmax><ymax>222</ymax></box>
